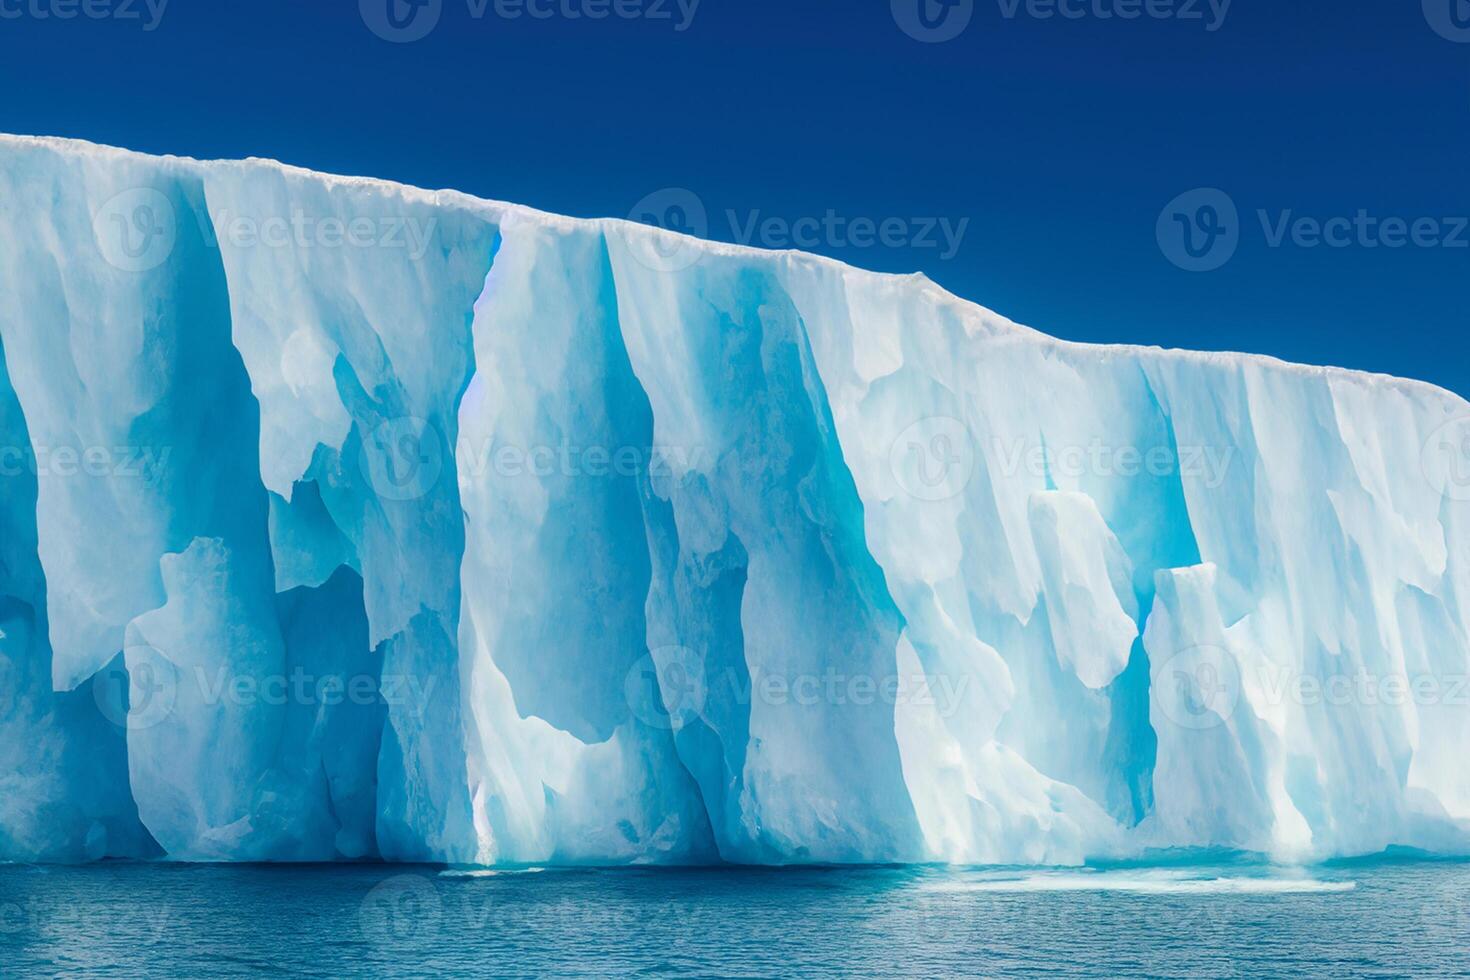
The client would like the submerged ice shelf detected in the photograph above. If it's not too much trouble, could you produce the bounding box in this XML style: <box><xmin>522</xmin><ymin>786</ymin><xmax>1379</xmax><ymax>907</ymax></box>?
<box><xmin>1</xmin><ymin>134</ymin><xmax>1469</xmax><ymax>866</ymax></box>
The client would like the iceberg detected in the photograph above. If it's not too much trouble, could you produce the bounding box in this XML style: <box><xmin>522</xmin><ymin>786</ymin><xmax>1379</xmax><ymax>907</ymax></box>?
<box><xmin>1</xmin><ymin>134</ymin><xmax>1468</xmax><ymax>865</ymax></box>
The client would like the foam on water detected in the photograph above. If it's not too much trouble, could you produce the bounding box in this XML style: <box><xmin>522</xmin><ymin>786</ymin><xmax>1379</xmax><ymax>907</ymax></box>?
<box><xmin>932</xmin><ymin>869</ymin><xmax>1356</xmax><ymax>894</ymax></box>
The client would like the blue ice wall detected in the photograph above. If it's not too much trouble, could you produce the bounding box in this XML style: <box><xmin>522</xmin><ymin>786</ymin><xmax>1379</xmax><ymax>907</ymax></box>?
<box><xmin>1</xmin><ymin>135</ymin><xmax>1469</xmax><ymax>865</ymax></box>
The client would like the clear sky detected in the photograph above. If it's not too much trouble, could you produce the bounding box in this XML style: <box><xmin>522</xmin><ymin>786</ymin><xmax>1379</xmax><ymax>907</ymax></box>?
<box><xmin>2</xmin><ymin>0</ymin><xmax>1466</xmax><ymax>396</ymax></box>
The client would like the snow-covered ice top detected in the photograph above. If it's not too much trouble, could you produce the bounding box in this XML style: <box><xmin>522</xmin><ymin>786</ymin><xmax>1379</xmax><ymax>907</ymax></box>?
<box><xmin>2</xmin><ymin>133</ymin><xmax>1469</xmax><ymax>865</ymax></box>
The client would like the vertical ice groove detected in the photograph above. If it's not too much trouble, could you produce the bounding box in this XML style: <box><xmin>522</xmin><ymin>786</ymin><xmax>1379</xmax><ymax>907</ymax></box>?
<box><xmin>778</xmin><ymin>259</ymin><xmax>1122</xmax><ymax>863</ymax></box>
<box><xmin>0</xmin><ymin>141</ymin><xmax>233</xmax><ymax>691</ymax></box>
<box><xmin>604</xmin><ymin>228</ymin><xmax>924</xmax><ymax>863</ymax></box>
<box><xmin>455</xmin><ymin>215</ymin><xmax>715</xmax><ymax>865</ymax></box>
<box><xmin>202</xmin><ymin>159</ymin><xmax>502</xmax><ymax>862</ymax></box>
<box><xmin>1027</xmin><ymin>490</ymin><xmax>1139</xmax><ymax>690</ymax></box>
<box><xmin>0</xmin><ymin>332</ymin><xmax>153</xmax><ymax>862</ymax></box>
<box><xmin>0</xmin><ymin>139</ymin><xmax>336</xmax><ymax>860</ymax></box>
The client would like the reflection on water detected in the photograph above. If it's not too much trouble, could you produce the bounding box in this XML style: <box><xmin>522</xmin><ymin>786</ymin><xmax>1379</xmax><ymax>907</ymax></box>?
<box><xmin>1</xmin><ymin>860</ymin><xmax>1466</xmax><ymax>977</ymax></box>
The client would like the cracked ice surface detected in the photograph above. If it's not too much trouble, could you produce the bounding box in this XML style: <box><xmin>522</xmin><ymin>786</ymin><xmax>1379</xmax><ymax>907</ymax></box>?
<box><xmin>1</xmin><ymin>134</ymin><xmax>1468</xmax><ymax>865</ymax></box>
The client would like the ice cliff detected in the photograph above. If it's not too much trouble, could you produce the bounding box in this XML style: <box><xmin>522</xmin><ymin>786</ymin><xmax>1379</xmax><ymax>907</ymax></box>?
<box><xmin>2</xmin><ymin>134</ymin><xmax>1469</xmax><ymax>865</ymax></box>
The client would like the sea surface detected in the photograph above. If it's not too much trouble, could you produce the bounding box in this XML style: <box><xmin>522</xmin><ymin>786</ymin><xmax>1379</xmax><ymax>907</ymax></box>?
<box><xmin>1</xmin><ymin>859</ymin><xmax>1467</xmax><ymax>977</ymax></box>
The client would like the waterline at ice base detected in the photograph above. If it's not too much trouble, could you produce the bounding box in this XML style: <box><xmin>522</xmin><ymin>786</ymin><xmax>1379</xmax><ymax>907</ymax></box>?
<box><xmin>2</xmin><ymin>134</ymin><xmax>1469</xmax><ymax>868</ymax></box>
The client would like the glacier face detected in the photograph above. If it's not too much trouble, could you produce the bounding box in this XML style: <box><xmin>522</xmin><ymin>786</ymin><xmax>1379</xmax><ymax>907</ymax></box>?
<box><xmin>1</xmin><ymin>134</ymin><xmax>1469</xmax><ymax>865</ymax></box>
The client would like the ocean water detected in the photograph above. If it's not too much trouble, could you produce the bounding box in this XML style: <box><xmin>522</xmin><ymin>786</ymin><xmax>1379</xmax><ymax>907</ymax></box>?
<box><xmin>1</xmin><ymin>860</ymin><xmax>1466</xmax><ymax>977</ymax></box>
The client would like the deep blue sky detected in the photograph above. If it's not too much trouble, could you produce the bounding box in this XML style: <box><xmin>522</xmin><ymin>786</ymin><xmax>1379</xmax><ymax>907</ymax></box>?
<box><xmin>2</xmin><ymin>0</ymin><xmax>1466</xmax><ymax>396</ymax></box>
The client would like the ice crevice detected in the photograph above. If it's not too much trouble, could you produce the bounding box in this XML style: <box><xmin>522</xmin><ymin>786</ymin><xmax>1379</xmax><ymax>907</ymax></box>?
<box><xmin>1</xmin><ymin>134</ymin><xmax>1469</xmax><ymax>864</ymax></box>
